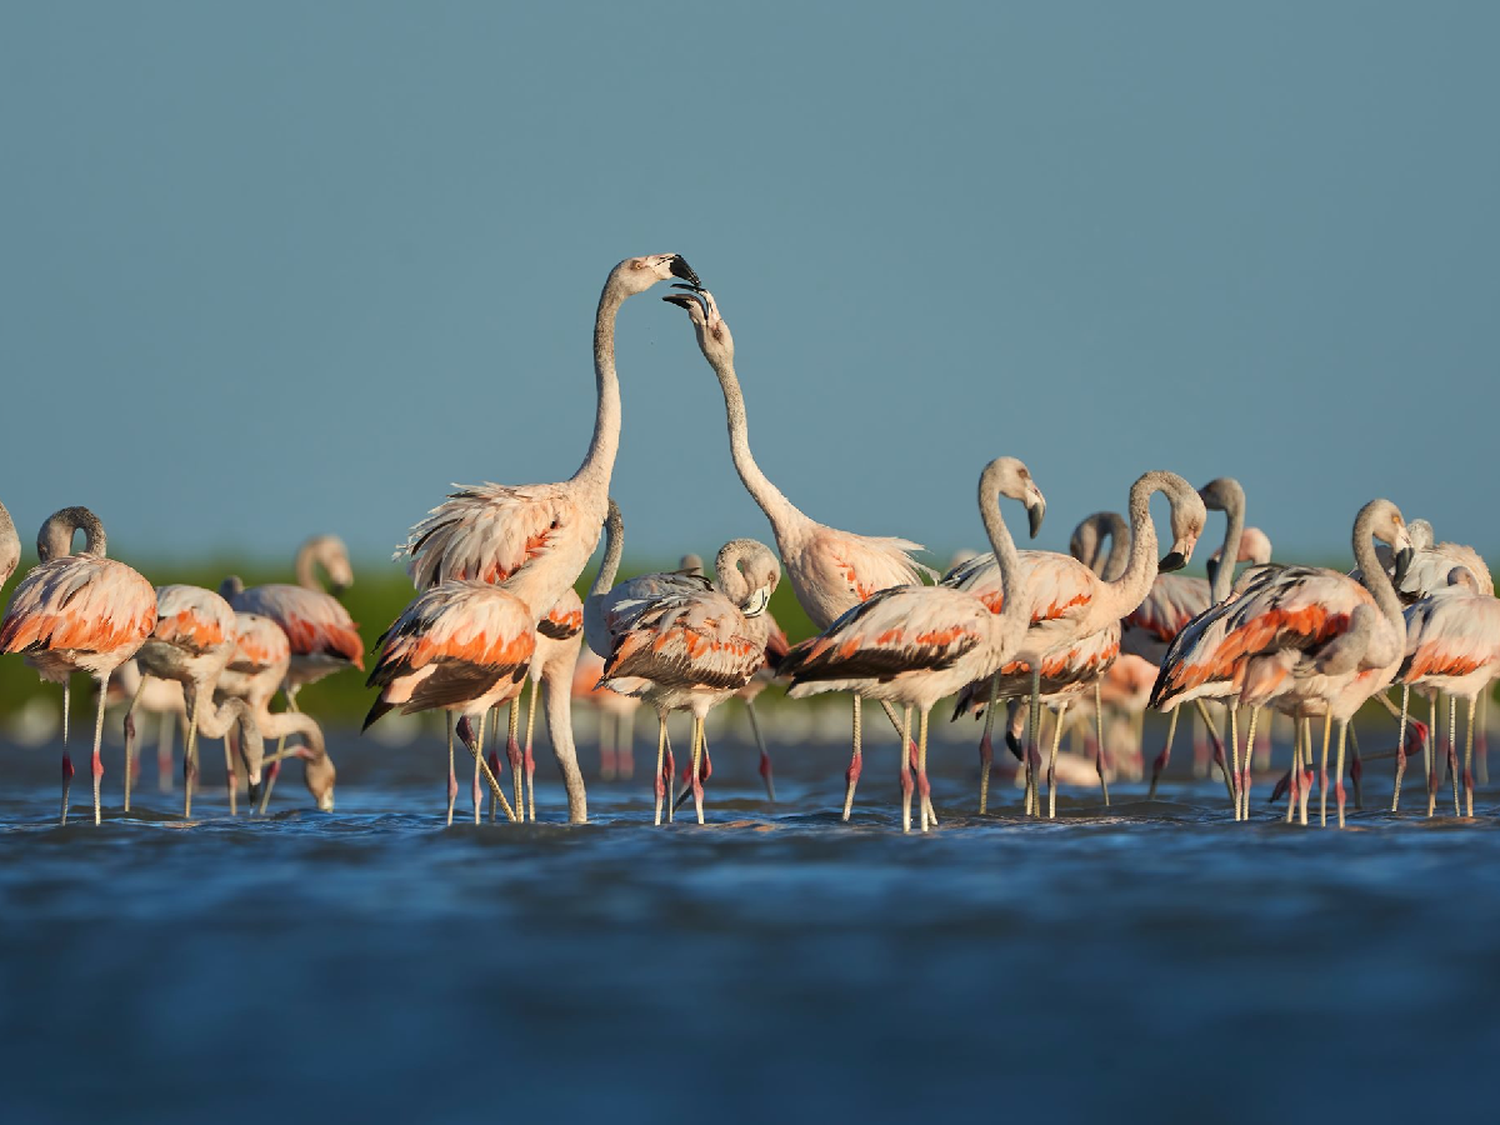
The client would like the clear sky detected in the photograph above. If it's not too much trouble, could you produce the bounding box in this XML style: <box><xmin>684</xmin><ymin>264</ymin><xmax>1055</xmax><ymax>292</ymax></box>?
<box><xmin>3</xmin><ymin>2</ymin><xmax>1496</xmax><ymax>572</ymax></box>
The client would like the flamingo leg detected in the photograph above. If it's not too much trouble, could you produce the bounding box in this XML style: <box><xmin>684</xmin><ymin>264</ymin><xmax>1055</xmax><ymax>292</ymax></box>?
<box><xmin>841</xmin><ymin>693</ymin><xmax>863</xmax><ymax>821</ymax></box>
<box><xmin>1318</xmin><ymin>712</ymin><xmax>1332</xmax><ymax>827</ymax></box>
<box><xmin>506</xmin><ymin>701</ymin><xmax>523</xmax><ymax>819</ymax></box>
<box><xmin>1464</xmin><ymin>694</ymin><xmax>1476</xmax><ymax>818</ymax></box>
<box><xmin>1148</xmin><ymin>708</ymin><xmax>1180</xmax><ymax>801</ymax></box>
<box><xmin>444</xmin><ymin>713</ymin><xmax>460</xmax><ymax>826</ymax></box>
<box><xmin>917</xmin><ymin>708</ymin><xmax>932</xmax><ymax>833</ymax></box>
<box><xmin>223</xmin><ymin>729</ymin><xmax>238</xmax><ymax>817</ymax></box>
<box><xmin>1284</xmin><ymin>718</ymin><xmax>1300</xmax><ymax>825</ymax></box>
<box><xmin>457</xmin><ymin>716</ymin><xmax>514</xmax><ymax>822</ymax></box>
<box><xmin>1297</xmin><ymin>718</ymin><xmax>1312</xmax><ymax>826</ymax></box>
<box><xmin>182</xmin><ymin>696</ymin><xmax>201</xmax><ymax>820</ymax></box>
<box><xmin>524</xmin><ymin>678</ymin><xmax>540</xmax><ymax>822</ymax></box>
<box><xmin>1425</xmin><ymin>693</ymin><xmax>1437</xmax><ymax>818</ymax></box>
<box><xmin>60</xmin><ymin>679</ymin><xmax>73</xmax><ymax>825</ymax></box>
<box><xmin>1477</xmin><ymin>689</ymin><xmax>1490</xmax><ymax>785</ymax></box>
<box><xmin>978</xmin><ymin>674</ymin><xmax>998</xmax><ymax>815</ymax></box>
<box><xmin>1392</xmin><ymin>684</ymin><xmax>1410</xmax><ymax>813</ymax></box>
<box><xmin>1093</xmin><ymin>680</ymin><xmax>1110</xmax><ymax>808</ymax></box>
<box><xmin>1047</xmin><ymin>701</ymin><xmax>1069</xmax><ymax>820</ymax></box>
<box><xmin>157</xmin><ymin>712</ymin><xmax>175</xmax><ymax>793</ymax></box>
<box><xmin>879</xmin><ymin>699</ymin><xmax>935</xmax><ymax>827</ymax></box>
<box><xmin>258</xmin><ymin>752</ymin><xmax>280</xmax><ymax>815</ymax></box>
<box><xmin>89</xmin><ymin>676</ymin><xmax>107</xmax><ymax>826</ymax></box>
<box><xmin>1228</xmin><ymin>700</ymin><xmax>1243</xmax><ymax>821</ymax></box>
<box><xmin>1027</xmin><ymin>665</ymin><xmax>1042</xmax><ymax>819</ymax></box>
<box><xmin>1238</xmin><ymin>708</ymin><xmax>1259</xmax><ymax>820</ymax></box>
<box><xmin>899</xmin><ymin>705</ymin><xmax>914</xmax><ymax>834</ymax></box>
<box><xmin>122</xmin><ymin>672</ymin><xmax>148</xmax><ymax>815</ymax></box>
<box><xmin>665</xmin><ymin>723</ymin><xmax>677</xmax><ymax>824</ymax></box>
<box><xmin>1334</xmin><ymin>719</ymin><xmax>1349</xmax><ymax>828</ymax></box>
<box><xmin>1191</xmin><ymin>700</ymin><xmax>1235</xmax><ymax>806</ymax></box>
<box><xmin>471</xmin><ymin>708</ymin><xmax>487</xmax><ymax>825</ymax></box>
<box><xmin>1450</xmin><ymin>694</ymin><xmax>1461</xmax><ymax>817</ymax></box>
<box><xmin>745</xmin><ymin>698</ymin><xmax>775</xmax><ymax>803</ymax></box>
<box><xmin>686</xmin><ymin>715</ymin><xmax>705</xmax><ymax>825</ymax></box>
<box><xmin>653</xmin><ymin>713</ymin><xmax>668</xmax><ymax>827</ymax></box>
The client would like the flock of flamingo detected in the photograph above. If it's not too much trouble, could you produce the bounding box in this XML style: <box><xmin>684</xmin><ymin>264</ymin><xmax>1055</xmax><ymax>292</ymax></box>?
<box><xmin>1</xmin><ymin>253</ymin><xmax>1496</xmax><ymax>833</ymax></box>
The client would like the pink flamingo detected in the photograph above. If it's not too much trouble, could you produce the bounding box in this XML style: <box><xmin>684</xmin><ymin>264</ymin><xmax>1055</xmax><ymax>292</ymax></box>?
<box><xmin>782</xmin><ymin>457</ymin><xmax>1045</xmax><ymax>832</ymax></box>
<box><xmin>364</xmin><ymin>580</ymin><xmax>536</xmax><ymax>826</ymax></box>
<box><xmin>662</xmin><ymin>287</ymin><xmax>933</xmax><ymax>821</ymax></box>
<box><xmin>394</xmin><ymin>256</ymin><xmax>698</xmax><ymax>825</ymax></box>
<box><xmin>216</xmin><ymin>612</ymin><xmax>336</xmax><ymax>813</ymax></box>
<box><xmin>678</xmin><ymin>552</ymin><xmax>787</xmax><ymax>801</ymax></box>
<box><xmin>0</xmin><ymin>507</ymin><xmax>157</xmax><ymax>825</ymax></box>
<box><xmin>1152</xmin><ymin>499</ymin><xmax>1414</xmax><ymax>828</ymax></box>
<box><xmin>942</xmin><ymin>470</ymin><xmax>1206</xmax><ymax>817</ymax></box>
<box><xmin>1395</xmin><ymin>567</ymin><xmax>1500</xmax><ymax>817</ymax></box>
<box><xmin>591</xmin><ymin>518</ymin><xmax>782</xmax><ymax>825</ymax></box>
<box><xmin>126</xmin><ymin>584</ymin><xmax>267</xmax><ymax>817</ymax></box>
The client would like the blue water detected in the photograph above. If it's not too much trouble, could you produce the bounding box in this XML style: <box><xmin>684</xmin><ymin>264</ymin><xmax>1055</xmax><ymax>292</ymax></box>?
<box><xmin>2</xmin><ymin>730</ymin><xmax>1497</xmax><ymax>1122</ymax></box>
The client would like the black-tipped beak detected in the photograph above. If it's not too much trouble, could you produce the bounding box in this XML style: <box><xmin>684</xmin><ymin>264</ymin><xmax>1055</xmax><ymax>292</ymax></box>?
<box><xmin>1004</xmin><ymin>729</ymin><xmax>1024</xmax><ymax>761</ymax></box>
<box><xmin>1394</xmin><ymin>546</ymin><xmax>1414</xmax><ymax>585</ymax></box>
<box><xmin>1205</xmin><ymin>557</ymin><xmax>1220</xmax><ymax>590</ymax></box>
<box><xmin>247</xmin><ymin>780</ymin><xmax>262</xmax><ymax>806</ymax></box>
<box><xmin>669</xmin><ymin>255</ymin><xmax>701</xmax><ymax>288</ymax></box>
<box><xmin>662</xmin><ymin>293</ymin><xmax>698</xmax><ymax>311</ymax></box>
<box><xmin>1159</xmin><ymin>551</ymin><xmax>1188</xmax><ymax>573</ymax></box>
<box><xmin>1027</xmin><ymin>502</ymin><xmax>1045</xmax><ymax>540</ymax></box>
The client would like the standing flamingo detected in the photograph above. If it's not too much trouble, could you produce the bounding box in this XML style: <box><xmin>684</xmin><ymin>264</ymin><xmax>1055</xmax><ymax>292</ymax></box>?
<box><xmin>394</xmin><ymin>255</ymin><xmax>698</xmax><ymax>824</ymax></box>
<box><xmin>1152</xmin><ymin>499</ymin><xmax>1414</xmax><ymax>828</ymax></box>
<box><xmin>662</xmin><ymin>287</ymin><xmax>933</xmax><ymax>821</ymax></box>
<box><xmin>942</xmin><ymin>470</ymin><xmax>1206</xmax><ymax>816</ymax></box>
<box><xmin>1395</xmin><ymin>568</ymin><xmax>1500</xmax><ymax>817</ymax></box>
<box><xmin>126</xmin><ymin>584</ymin><xmax>267</xmax><ymax>817</ymax></box>
<box><xmin>0</xmin><ymin>507</ymin><xmax>157</xmax><ymax>824</ymax></box>
<box><xmin>781</xmin><ymin>457</ymin><xmax>1045</xmax><ymax>832</ymax></box>
<box><xmin>216</xmin><ymin>612</ymin><xmax>336</xmax><ymax>812</ymax></box>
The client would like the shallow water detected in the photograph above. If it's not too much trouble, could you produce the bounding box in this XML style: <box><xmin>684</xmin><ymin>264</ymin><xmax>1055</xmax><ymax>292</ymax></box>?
<box><xmin>2</xmin><ymin>729</ymin><xmax>1498</xmax><ymax>1122</ymax></box>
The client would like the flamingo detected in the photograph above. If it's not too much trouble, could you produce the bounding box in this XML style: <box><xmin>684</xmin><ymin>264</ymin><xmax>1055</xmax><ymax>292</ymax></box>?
<box><xmin>679</xmin><ymin>552</ymin><xmax>786</xmax><ymax>801</ymax></box>
<box><xmin>0</xmin><ymin>507</ymin><xmax>157</xmax><ymax>825</ymax></box>
<box><xmin>125</xmin><ymin>584</ymin><xmax>268</xmax><ymax>817</ymax></box>
<box><xmin>1152</xmin><ymin>499</ymin><xmax>1415</xmax><ymax>828</ymax></box>
<box><xmin>662</xmin><ymin>287</ymin><xmax>934</xmax><ymax>821</ymax></box>
<box><xmin>507</xmin><ymin>589</ymin><xmax>586</xmax><ymax>823</ymax></box>
<box><xmin>591</xmin><ymin>522</ymin><xmax>781</xmax><ymax>825</ymax></box>
<box><xmin>942</xmin><ymin>470</ymin><xmax>1206</xmax><ymax>816</ymax></box>
<box><xmin>782</xmin><ymin>456</ymin><xmax>1045</xmax><ymax>832</ymax></box>
<box><xmin>1394</xmin><ymin>568</ymin><xmax>1500</xmax><ymax>817</ymax></box>
<box><xmin>394</xmin><ymin>256</ymin><xmax>698</xmax><ymax>824</ymax></box>
<box><xmin>215</xmin><ymin>612</ymin><xmax>336</xmax><ymax>813</ymax></box>
<box><xmin>0</xmin><ymin>500</ymin><xmax>18</xmax><ymax>590</ymax></box>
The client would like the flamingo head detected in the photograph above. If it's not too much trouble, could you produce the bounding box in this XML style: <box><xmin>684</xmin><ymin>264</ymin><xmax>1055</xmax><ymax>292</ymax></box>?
<box><xmin>716</xmin><ymin>538</ymin><xmax>781</xmax><ymax>618</ymax></box>
<box><xmin>305</xmin><ymin>534</ymin><xmax>354</xmax><ymax>594</ymax></box>
<box><xmin>979</xmin><ymin>456</ymin><xmax>1047</xmax><ymax>540</ymax></box>
<box><xmin>662</xmin><ymin>286</ymin><xmax>733</xmax><ymax>367</ymax></box>
<box><xmin>611</xmin><ymin>253</ymin><xmax>700</xmax><ymax>298</ymax></box>
<box><xmin>37</xmin><ymin>506</ymin><xmax>107</xmax><ymax>562</ymax></box>
<box><xmin>1196</xmin><ymin>477</ymin><xmax>1246</xmax><ymax>516</ymax></box>
<box><xmin>298</xmin><ymin>745</ymin><xmax>337</xmax><ymax>812</ymax></box>
<box><xmin>1159</xmin><ymin>476</ymin><xmax>1208</xmax><ymax>573</ymax></box>
<box><xmin>1363</xmin><ymin>499</ymin><xmax>1414</xmax><ymax>585</ymax></box>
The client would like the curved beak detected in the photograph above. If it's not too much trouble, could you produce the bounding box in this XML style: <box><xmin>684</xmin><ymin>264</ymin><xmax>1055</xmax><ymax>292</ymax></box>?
<box><xmin>1159</xmin><ymin>551</ymin><xmax>1188</xmax><ymax>573</ymax></box>
<box><xmin>668</xmin><ymin>255</ymin><xmax>702</xmax><ymax>289</ymax></box>
<box><xmin>247</xmin><ymin>779</ymin><xmax>263</xmax><ymax>806</ymax></box>
<box><xmin>1394</xmin><ymin>546</ymin><xmax>1414</xmax><ymax>586</ymax></box>
<box><xmin>742</xmin><ymin>586</ymin><xmax>771</xmax><ymax>618</ymax></box>
<box><xmin>1205</xmin><ymin>557</ymin><xmax>1221</xmax><ymax>591</ymax></box>
<box><xmin>1027</xmin><ymin>497</ymin><xmax>1046</xmax><ymax>540</ymax></box>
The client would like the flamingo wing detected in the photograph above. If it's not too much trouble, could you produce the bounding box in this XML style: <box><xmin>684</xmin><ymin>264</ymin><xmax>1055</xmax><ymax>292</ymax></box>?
<box><xmin>1121</xmin><ymin>574</ymin><xmax>1210</xmax><ymax>647</ymax></box>
<box><xmin>1400</xmin><ymin>593</ymin><xmax>1500</xmax><ymax>682</ymax></box>
<box><xmin>228</xmin><ymin>613</ymin><xmax>291</xmax><ymax>672</ymax></box>
<box><xmin>601</xmin><ymin>590</ymin><xmax>766</xmax><ymax>693</ymax></box>
<box><xmin>152</xmin><ymin>585</ymin><xmax>236</xmax><ymax>653</ymax></box>
<box><xmin>368</xmin><ymin>582</ymin><xmax>535</xmax><ymax>690</ymax></box>
<box><xmin>800</xmin><ymin>527</ymin><xmax>936</xmax><ymax>604</ymax></box>
<box><xmin>229</xmin><ymin>583</ymin><xmax>364</xmax><ymax>671</ymax></box>
<box><xmin>942</xmin><ymin>550</ymin><xmax>1099</xmax><ymax>627</ymax></box>
<box><xmin>397</xmin><ymin>482</ymin><xmax>583</xmax><ymax>590</ymax></box>
<box><xmin>0</xmin><ymin>557</ymin><xmax>157</xmax><ymax>657</ymax></box>
<box><xmin>538</xmin><ymin>588</ymin><xmax>584</xmax><ymax>641</ymax></box>
<box><xmin>782</xmin><ymin>586</ymin><xmax>987</xmax><ymax>685</ymax></box>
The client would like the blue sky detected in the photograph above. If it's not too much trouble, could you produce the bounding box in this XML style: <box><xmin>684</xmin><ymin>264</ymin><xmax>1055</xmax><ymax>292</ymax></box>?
<box><xmin>3</xmin><ymin>2</ymin><xmax>1495</xmax><ymax>572</ymax></box>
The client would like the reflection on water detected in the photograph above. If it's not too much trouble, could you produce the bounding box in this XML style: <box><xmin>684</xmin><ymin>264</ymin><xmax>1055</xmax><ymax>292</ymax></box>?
<box><xmin>2</xmin><ymin>732</ymin><xmax>1497</xmax><ymax>1122</ymax></box>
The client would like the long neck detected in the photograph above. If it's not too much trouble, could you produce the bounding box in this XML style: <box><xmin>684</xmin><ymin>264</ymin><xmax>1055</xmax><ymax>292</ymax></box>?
<box><xmin>294</xmin><ymin>543</ymin><xmax>320</xmax><ymax>591</ymax></box>
<box><xmin>0</xmin><ymin>502</ymin><xmax>17</xmax><ymax>580</ymax></box>
<box><xmin>1352</xmin><ymin>508</ymin><xmax>1405</xmax><ymax>629</ymax></box>
<box><xmin>976</xmin><ymin>472</ymin><xmax>1028</xmax><ymax>640</ymax></box>
<box><xmin>574</xmin><ymin>282</ymin><xmax>626</xmax><ymax>487</ymax></box>
<box><xmin>41</xmin><ymin>507</ymin><xmax>106</xmax><ymax>559</ymax></box>
<box><xmin>1210</xmin><ymin>485</ymin><xmax>1246</xmax><ymax>603</ymax></box>
<box><xmin>1101</xmin><ymin>513</ymin><xmax>1131</xmax><ymax>583</ymax></box>
<box><xmin>1111</xmin><ymin>473</ymin><xmax>1173</xmax><ymax>613</ymax></box>
<box><xmin>587</xmin><ymin>510</ymin><xmax>624</xmax><ymax>600</ymax></box>
<box><xmin>708</xmin><ymin>350</ymin><xmax>808</xmax><ymax>538</ymax></box>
